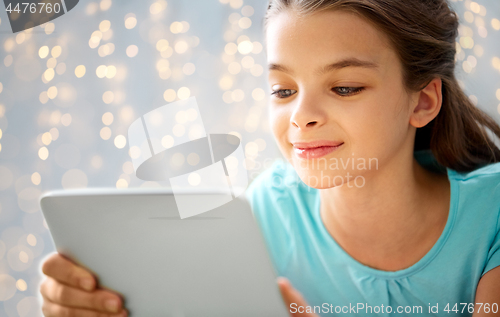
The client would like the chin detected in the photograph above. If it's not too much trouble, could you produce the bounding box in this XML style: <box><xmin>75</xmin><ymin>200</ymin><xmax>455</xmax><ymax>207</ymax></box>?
<box><xmin>290</xmin><ymin>156</ymin><xmax>369</xmax><ymax>189</ymax></box>
<box><xmin>292</xmin><ymin>161</ymin><xmax>343</xmax><ymax>189</ymax></box>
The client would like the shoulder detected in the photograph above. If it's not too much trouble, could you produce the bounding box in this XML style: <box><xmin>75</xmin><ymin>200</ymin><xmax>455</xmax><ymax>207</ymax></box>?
<box><xmin>448</xmin><ymin>161</ymin><xmax>500</xmax><ymax>197</ymax></box>
<box><xmin>447</xmin><ymin>162</ymin><xmax>500</xmax><ymax>241</ymax></box>
<box><xmin>245</xmin><ymin>159</ymin><xmax>317</xmax><ymax>232</ymax></box>
<box><xmin>245</xmin><ymin>159</ymin><xmax>305</xmax><ymax>212</ymax></box>
<box><xmin>452</xmin><ymin>162</ymin><xmax>500</xmax><ymax>278</ymax></box>
<box><xmin>245</xmin><ymin>160</ymin><xmax>307</xmax><ymax>274</ymax></box>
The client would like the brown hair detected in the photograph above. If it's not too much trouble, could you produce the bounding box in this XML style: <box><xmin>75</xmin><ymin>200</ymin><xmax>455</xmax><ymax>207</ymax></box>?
<box><xmin>264</xmin><ymin>0</ymin><xmax>500</xmax><ymax>172</ymax></box>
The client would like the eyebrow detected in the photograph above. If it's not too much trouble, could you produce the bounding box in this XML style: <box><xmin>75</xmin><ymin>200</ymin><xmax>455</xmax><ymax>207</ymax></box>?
<box><xmin>268</xmin><ymin>58</ymin><xmax>379</xmax><ymax>76</ymax></box>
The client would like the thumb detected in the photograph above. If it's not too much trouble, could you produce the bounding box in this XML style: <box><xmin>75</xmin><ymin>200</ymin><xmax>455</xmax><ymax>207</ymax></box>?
<box><xmin>277</xmin><ymin>277</ymin><xmax>313</xmax><ymax>316</ymax></box>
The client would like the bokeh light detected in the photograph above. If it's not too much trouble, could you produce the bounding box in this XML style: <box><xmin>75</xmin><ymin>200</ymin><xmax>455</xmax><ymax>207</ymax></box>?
<box><xmin>75</xmin><ymin>65</ymin><xmax>86</xmax><ymax>78</ymax></box>
<box><xmin>125</xmin><ymin>13</ymin><xmax>137</xmax><ymax>29</ymax></box>
<box><xmin>126</xmin><ymin>45</ymin><xmax>139</xmax><ymax>58</ymax></box>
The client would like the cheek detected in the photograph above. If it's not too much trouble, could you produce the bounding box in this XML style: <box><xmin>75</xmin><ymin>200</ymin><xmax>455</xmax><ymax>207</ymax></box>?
<box><xmin>270</xmin><ymin>107</ymin><xmax>289</xmax><ymax>140</ymax></box>
<box><xmin>270</xmin><ymin>107</ymin><xmax>295</xmax><ymax>163</ymax></box>
<box><xmin>349</xmin><ymin>93</ymin><xmax>410</xmax><ymax>156</ymax></box>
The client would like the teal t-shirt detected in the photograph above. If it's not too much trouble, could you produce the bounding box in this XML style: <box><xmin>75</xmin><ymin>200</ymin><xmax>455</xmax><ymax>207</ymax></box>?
<box><xmin>246</xmin><ymin>150</ymin><xmax>500</xmax><ymax>316</ymax></box>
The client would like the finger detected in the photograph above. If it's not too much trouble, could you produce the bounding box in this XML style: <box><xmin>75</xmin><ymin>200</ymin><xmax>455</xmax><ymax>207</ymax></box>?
<box><xmin>42</xmin><ymin>253</ymin><xmax>96</xmax><ymax>291</ymax></box>
<box><xmin>278</xmin><ymin>277</ymin><xmax>308</xmax><ymax>305</ymax></box>
<box><xmin>277</xmin><ymin>277</ymin><xmax>312</xmax><ymax>317</ymax></box>
<box><xmin>40</xmin><ymin>277</ymin><xmax>124</xmax><ymax>314</ymax></box>
<box><xmin>42</xmin><ymin>298</ymin><xmax>128</xmax><ymax>317</ymax></box>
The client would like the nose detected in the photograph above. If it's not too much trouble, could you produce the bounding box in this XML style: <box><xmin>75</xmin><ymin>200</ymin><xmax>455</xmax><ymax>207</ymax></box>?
<box><xmin>290</xmin><ymin>97</ymin><xmax>326</xmax><ymax>130</ymax></box>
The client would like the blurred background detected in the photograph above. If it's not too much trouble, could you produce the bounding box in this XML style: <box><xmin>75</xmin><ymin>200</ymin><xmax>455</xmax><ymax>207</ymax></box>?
<box><xmin>0</xmin><ymin>0</ymin><xmax>499</xmax><ymax>315</ymax></box>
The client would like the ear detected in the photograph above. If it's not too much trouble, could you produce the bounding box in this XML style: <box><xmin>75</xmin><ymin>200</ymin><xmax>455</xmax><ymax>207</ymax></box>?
<box><xmin>409</xmin><ymin>77</ymin><xmax>443</xmax><ymax>128</ymax></box>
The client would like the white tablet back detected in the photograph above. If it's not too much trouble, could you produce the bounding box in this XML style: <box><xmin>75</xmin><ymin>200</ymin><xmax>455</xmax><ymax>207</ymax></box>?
<box><xmin>39</xmin><ymin>188</ymin><xmax>289</xmax><ymax>317</ymax></box>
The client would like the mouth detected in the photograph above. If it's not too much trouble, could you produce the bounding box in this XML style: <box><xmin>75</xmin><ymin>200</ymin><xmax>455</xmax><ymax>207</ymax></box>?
<box><xmin>292</xmin><ymin>141</ymin><xmax>344</xmax><ymax>159</ymax></box>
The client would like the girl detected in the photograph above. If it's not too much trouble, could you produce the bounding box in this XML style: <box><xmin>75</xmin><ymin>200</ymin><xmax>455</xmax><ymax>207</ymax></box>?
<box><xmin>248</xmin><ymin>0</ymin><xmax>500</xmax><ymax>316</ymax></box>
<box><xmin>39</xmin><ymin>0</ymin><xmax>500</xmax><ymax>316</ymax></box>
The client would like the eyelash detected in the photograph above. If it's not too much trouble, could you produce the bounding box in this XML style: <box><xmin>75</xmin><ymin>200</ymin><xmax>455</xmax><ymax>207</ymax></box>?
<box><xmin>270</xmin><ymin>87</ymin><xmax>365</xmax><ymax>99</ymax></box>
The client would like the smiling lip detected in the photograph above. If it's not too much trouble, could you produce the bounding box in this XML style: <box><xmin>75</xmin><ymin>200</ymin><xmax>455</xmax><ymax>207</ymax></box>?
<box><xmin>292</xmin><ymin>140</ymin><xmax>344</xmax><ymax>159</ymax></box>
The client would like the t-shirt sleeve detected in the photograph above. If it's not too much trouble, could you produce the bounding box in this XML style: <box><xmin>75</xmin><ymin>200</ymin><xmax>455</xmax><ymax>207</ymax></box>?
<box><xmin>481</xmin><ymin>203</ymin><xmax>500</xmax><ymax>277</ymax></box>
<box><xmin>245</xmin><ymin>162</ymin><xmax>294</xmax><ymax>276</ymax></box>
<box><xmin>480</xmin><ymin>177</ymin><xmax>500</xmax><ymax>278</ymax></box>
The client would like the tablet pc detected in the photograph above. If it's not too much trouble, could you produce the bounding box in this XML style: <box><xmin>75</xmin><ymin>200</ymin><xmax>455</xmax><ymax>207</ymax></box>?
<box><xmin>39</xmin><ymin>187</ymin><xmax>289</xmax><ymax>317</ymax></box>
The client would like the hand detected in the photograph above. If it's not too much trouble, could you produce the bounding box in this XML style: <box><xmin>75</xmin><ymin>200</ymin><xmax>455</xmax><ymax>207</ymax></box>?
<box><xmin>278</xmin><ymin>277</ymin><xmax>320</xmax><ymax>317</ymax></box>
<box><xmin>40</xmin><ymin>252</ymin><xmax>127</xmax><ymax>317</ymax></box>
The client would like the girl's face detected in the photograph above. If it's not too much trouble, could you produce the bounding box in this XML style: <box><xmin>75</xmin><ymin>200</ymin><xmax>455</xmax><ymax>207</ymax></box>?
<box><xmin>266</xmin><ymin>9</ymin><xmax>417</xmax><ymax>189</ymax></box>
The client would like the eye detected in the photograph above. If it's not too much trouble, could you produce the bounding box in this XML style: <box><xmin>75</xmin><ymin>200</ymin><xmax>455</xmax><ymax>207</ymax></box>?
<box><xmin>333</xmin><ymin>87</ymin><xmax>365</xmax><ymax>97</ymax></box>
<box><xmin>270</xmin><ymin>87</ymin><xmax>364</xmax><ymax>99</ymax></box>
<box><xmin>270</xmin><ymin>89</ymin><xmax>297</xmax><ymax>99</ymax></box>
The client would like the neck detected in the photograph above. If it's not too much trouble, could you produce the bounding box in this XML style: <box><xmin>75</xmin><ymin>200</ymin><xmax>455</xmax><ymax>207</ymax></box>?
<box><xmin>319</xmin><ymin>149</ymin><xmax>450</xmax><ymax>268</ymax></box>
